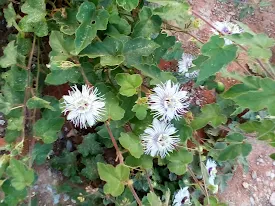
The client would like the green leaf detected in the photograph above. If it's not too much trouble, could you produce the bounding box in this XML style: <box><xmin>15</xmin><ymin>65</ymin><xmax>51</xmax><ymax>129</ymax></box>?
<box><xmin>132</xmin><ymin>103</ymin><xmax>148</xmax><ymax>120</ymax></box>
<box><xmin>119</xmin><ymin>132</ymin><xmax>143</xmax><ymax>158</ymax></box>
<box><xmin>125</xmin><ymin>155</ymin><xmax>153</xmax><ymax>169</ymax></box>
<box><xmin>270</xmin><ymin>153</ymin><xmax>275</xmax><ymax>160</ymax></box>
<box><xmin>4</xmin><ymin>130</ymin><xmax>21</xmax><ymax>143</ymax></box>
<box><xmin>97</xmin><ymin>163</ymin><xmax>130</xmax><ymax>197</ymax></box>
<box><xmin>51</xmin><ymin>151</ymin><xmax>78</xmax><ymax>177</ymax></box>
<box><xmin>123</xmin><ymin>37</ymin><xmax>159</xmax><ymax>67</ymax></box>
<box><xmin>77</xmin><ymin>134</ymin><xmax>102</xmax><ymax>157</ymax></box>
<box><xmin>166</xmin><ymin>149</ymin><xmax>193</xmax><ymax>175</ymax></box>
<box><xmin>26</xmin><ymin>96</ymin><xmax>55</xmax><ymax>110</ymax></box>
<box><xmin>196</xmin><ymin>36</ymin><xmax>237</xmax><ymax>82</ymax></box>
<box><xmin>34</xmin><ymin>117</ymin><xmax>64</xmax><ymax>143</ymax></box>
<box><xmin>227</xmin><ymin>32</ymin><xmax>275</xmax><ymax>59</ymax></box>
<box><xmin>45</xmin><ymin>64</ymin><xmax>81</xmax><ymax>85</ymax></box>
<box><xmin>0</xmin><ymin>155</ymin><xmax>9</xmax><ymax>178</ymax></box>
<box><xmin>19</xmin><ymin>0</ymin><xmax>48</xmax><ymax>37</ymax></box>
<box><xmin>1</xmin><ymin>180</ymin><xmax>28</xmax><ymax>206</ymax></box>
<box><xmin>106</xmin><ymin>14</ymin><xmax>131</xmax><ymax>37</ymax></box>
<box><xmin>226</xmin><ymin>133</ymin><xmax>244</xmax><ymax>142</ymax></box>
<box><xmin>154</xmin><ymin>33</ymin><xmax>183</xmax><ymax>62</ymax></box>
<box><xmin>115</xmin><ymin>73</ymin><xmax>142</xmax><ymax>97</ymax></box>
<box><xmin>74</xmin><ymin>2</ymin><xmax>109</xmax><ymax>54</ymax></box>
<box><xmin>191</xmin><ymin>104</ymin><xmax>227</xmax><ymax>130</ymax></box>
<box><xmin>49</xmin><ymin>31</ymin><xmax>75</xmax><ymax>61</ymax></box>
<box><xmin>4</xmin><ymin>3</ymin><xmax>16</xmax><ymax>28</ymax></box>
<box><xmin>2</xmin><ymin>66</ymin><xmax>28</xmax><ymax>91</ymax></box>
<box><xmin>239</xmin><ymin>120</ymin><xmax>275</xmax><ymax>145</ymax></box>
<box><xmin>218</xmin><ymin>143</ymin><xmax>252</xmax><ymax>161</ymax></box>
<box><xmin>204</xmin><ymin>196</ymin><xmax>227</xmax><ymax>206</ymax></box>
<box><xmin>53</xmin><ymin>8</ymin><xmax>79</xmax><ymax>35</ymax></box>
<box><xmin>233</xmin><ymin>78</ymin><xmax>275</xmax><ymax>115</ymax></box>
<box><xmin>116</xmin><ymin>0</ymin><xmax>139</xmax><ymax>11</ymax></box>
<box><xmin>132</xmin><ymin>7</ymin><xmax>161</xmax><ymax>38</ymax></box>
<box><xmin>102</xmin><ymin>92</ymin><xmax>125</xmax><ymax>121</ymax></box>
<box><xmin>134</xmin><ymin>64</ymin><xmax>176</xmax><ymax>84</ymax></box>
<box><xmin>81</xmin><ymin>154</ymin><xmax>104</xmax><ymax>181</ymax></box>
<box><xmin>80</xmin><ymin>37</ymin><xmax>124</xmax><ymax>66</ymax></box>
<box><xmin>32</xmin><ymin>143</ymin><xmax>53</xmax><ymax>165</ymax></box>
<box><xmin>7</xmin><ymin>158</ymin><xmax>35</xmax><ymax>190</ymax></box>
<box><xmin>147</xmin><ymin>192</ymin><xmax>163</xmax><ymax>206</ymax></box>
<box><xmin>148</xmin><ymin>0</ymin><xmax>190</xmax><ymax>28</ymax></box>
<box><xmin>173</xmin><ymin>118</ymin><xmax>193</xmax><ymax>143</ymax></box>
<box><xmin>0</xmin><ymin>41</ymin><xmax>17</xmax><ymax>68</ymax></box>
<box><xmin>222</xmin><ymin>76</ymin><xmax>260</xmax><ymax>99</ymax></box>
<box><xmin>7</xmin><ymin>116</ymin><xmax>23</xmax><ymax>131</ymax></box>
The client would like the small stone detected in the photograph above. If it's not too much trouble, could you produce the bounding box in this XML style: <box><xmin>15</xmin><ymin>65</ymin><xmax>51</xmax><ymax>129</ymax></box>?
<box><xmin>271</xmin><ymin>183</ymin><xmax>274</xmax><ymax>187</ymax></box>
<box><xmin>252</xmin><ymin>171</ymin><xmax>257</xmax><ymax>179</ymax></box>
<box><xmin>266</xmin><ymin>171</ymin><xmax>271</xmax><ymax>177</ymax></box>
<box><xmin>257</xmin><ymin>178</ymin><xmax>261</xmax><ymax>182</ymax></box>
<box><xmin>271</xmin><ymin>173</ymin><xmax>275</xmax><ymax>180</ymax></box>
<box><xmin>271</xmin><ymin>193</ymin><xmax>275</xmax><ymax>205</ymax></box>
<box><xmin>243</xmin><ymin>174</ymin><xmax>246</xmax><ymax>178</ymax></box>
<box><xmin>250</xmin><ymin>197</ymin><xmax>255</xmax><ymax>205</ymax></box>
<box><xmin>242</xmin><ymin>182</ymin><xmax>249</xmax><ymax>189</ymax></box>
<box><xmin>258</xmin><ymin>158</ymin><xmax>265</xmax><ymax>163</ymax></box>
<box><xmin>264</xmin><ymin>180</ymin><xmax>269</xmax><ymax>186</ymax></box>
<box><xmin>273</xmin><ymin>161</ymin><xmax>275</xmax><ymax>166</ymax></box>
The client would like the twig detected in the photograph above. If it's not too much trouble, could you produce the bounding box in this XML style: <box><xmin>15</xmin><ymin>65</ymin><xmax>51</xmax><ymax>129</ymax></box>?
<box><xmin>128</xmin><ymin>183</ymin><xmax>142</xmax><ymax>206</ymax></box>
<box><xmin>79</xmin><ymin>66</ymin><xmax>92</xmax><ymax>87</ymax></box>
<box><xmin>145</xmin><ymin>170</ymin><xmax>154</xmax><ymax>192</ymax></box>
<box><xmin>23</xmin><ymin>36</ymin><xmax>36</xmax><ymax>206</ymax></box>
<box><xmin>191</xmin><ymin>10</ymin><xmax>272</xmax><ymax>78</ymax></box>
<box><xmin>105</xmin><ymin>121</ymin><xmax>124</xmax><ymax>164</ymax></box>
<box><xmin>187</xmin><ymin>166</ymin><xmax>207</xmax><ymax>196</ymax></box>
<box><xmin>199</xmin><ymin>153</ymin><xmax>210</xmax><ymax>205</ymax></box>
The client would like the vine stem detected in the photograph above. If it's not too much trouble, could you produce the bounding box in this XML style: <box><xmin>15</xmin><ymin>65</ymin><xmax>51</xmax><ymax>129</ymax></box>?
<box><xmin>104</xmin><ymin>121</ymin><xmax>142</xmax><ymax>205</ymax></box>
<box><xmin>105</xmin><ymin>121</ymin><xmax>124</xmax><ymax>164</ymax></box>
<box><xmin>191</xmin><ymin>10</ymin><xmax>273</xmax><ymax>78</ymax></box>
<box><xmin>145</xmin><ymin>170</ymin><xmax>154</xmax><ymax>193</ymax></box>
<box><xmin>23</xmin><ymin>35</ymin><xmax>36</xmax><ymax>206</ymax></box>
<box><xmin>79</xmin><ymin>66</ymin><xmax>92</xmax><ymax>87</ymax></box>
<box><xmin>128</xmin><ymin>183</ymin><xmax>142</xmax><ymax>206</ymax></box>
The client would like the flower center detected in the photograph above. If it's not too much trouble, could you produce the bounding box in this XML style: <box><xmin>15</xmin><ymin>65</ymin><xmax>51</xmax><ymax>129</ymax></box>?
<box><xmin>164</xmin><ymin>97</ymin><xmax>180</xmax><ymax>109</ymax></box>
<box><xmin>76</xmin><ymin>99</ymin><xmax>90</xmax><ymax>113</ymax></box>
<box><xmin>181</xmin><ymin>196</ymin><xmax>188</xmax><ymax>205</ymax></box>
<box><xmin>208</xmin><ymin>167</ymin><xmax>217</xmax><ymax>176</ymax></box>
<box><xmin>154</xmin><ymin>133</ymin><xmax>167</xmax><ymax>146</ymax></box>
<box><xmin>222</xmin><ymin>27</ymin><xmax>231</xmax><ymax>34</ymax></box>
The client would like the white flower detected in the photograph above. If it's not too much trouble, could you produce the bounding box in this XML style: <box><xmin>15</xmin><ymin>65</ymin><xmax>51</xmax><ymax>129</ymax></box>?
<box><xmin>173</xmin><ymin>187</ymin><xmax>191</xmax><ymax>206</ymax></box>
<box><xmin>62</xmin><ymin>85</ymin><xmax>105</xmax><ymax>129</ymax></box>
<box><xmin>140</xmin><ymin>118</ymin><xmax>180</xmax><ymax>158</ymax></box>
<box><xmin>212</xmin><ymin>21</ymin><xmax>242</xmax><ymax>45</ymax></box>
<box><xmin>206</xmin><ymin>159</ymin><xmax>217</xmax><ymax>176</ymax></box>
<box><xmin>178</xmin><ymin>53</ymin><xmax>194</xmax><ymax>74</ymax></box>
<box><xmin>208</xmin><ymin>175</ymin><xmax>219</xmax><ymax>194</ymax></box>
<box><xmin>149</xmin><ymin>80</ymin><xmax>190</xmax><ymax>121</ymax></box>
<box><xmin>206</xmin><ymin>159</ymin><xmax>218</xmax><ymax>194</ymax></box>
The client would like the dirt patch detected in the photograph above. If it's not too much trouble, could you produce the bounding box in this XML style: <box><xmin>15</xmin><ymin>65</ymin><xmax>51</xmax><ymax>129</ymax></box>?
<box><xmin>217</xmin><ymin>138</ymin><xmax>275</xmax><ymax>206</ymax></box>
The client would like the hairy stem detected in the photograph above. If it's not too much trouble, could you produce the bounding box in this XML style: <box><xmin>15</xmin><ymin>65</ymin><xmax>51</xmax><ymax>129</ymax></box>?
<box><xmin>24</xmin><ymin>35</ymin><xmax>36</xmax><ymax>206</ymax></box>
<box><xmin>128</xmin><ymin>183</ymin><xmax>142</xmax><ymax>206</ymax></box>
<box><xmin>105</xmin><ymin>121</ymin><xmax>124</xmax><ymax>164</ymax></box>
<box><xmin>145</xmin><ymin>170</ymin><xmax>155</xmax><ymax>192</ymax></box>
